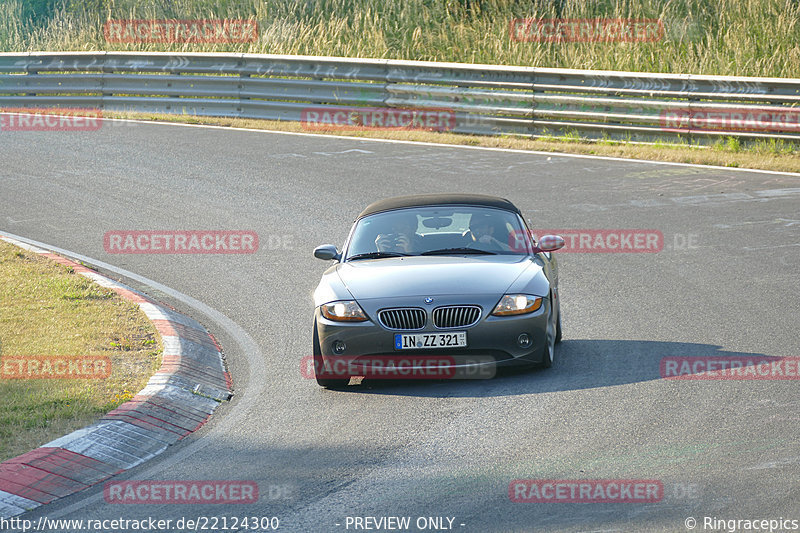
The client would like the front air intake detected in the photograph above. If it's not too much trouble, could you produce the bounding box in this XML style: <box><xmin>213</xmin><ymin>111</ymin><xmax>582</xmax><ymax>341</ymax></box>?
<box><xmin>378</xmin><ymin>308</ymin><xmax>426</xmax><ymax>330</ymax></box>
<box><xmin>432</xmin><ymin>305</ymin><xmax>481</xmax><ymax>329</ymax></box>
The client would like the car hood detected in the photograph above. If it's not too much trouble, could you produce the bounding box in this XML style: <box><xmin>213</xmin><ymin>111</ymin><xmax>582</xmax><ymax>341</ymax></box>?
<box><xmin>335</xmin><ymin>255</ymin><xmax>533</xmax><ymax>299</ymax></box>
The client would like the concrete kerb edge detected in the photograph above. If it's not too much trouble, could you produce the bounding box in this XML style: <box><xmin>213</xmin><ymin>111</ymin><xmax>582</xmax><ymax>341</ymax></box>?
<box><xmin>0</xmin><ymin>235</ymin><xmax>233</xmax><ymax>518</ymax></box>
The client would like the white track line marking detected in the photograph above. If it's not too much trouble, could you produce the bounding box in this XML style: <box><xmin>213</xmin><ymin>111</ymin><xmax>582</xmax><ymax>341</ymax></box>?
<box><xmin>2</xmin><ymin>111</ymin><xmax>798</xmax><ymax>177</ymax></box>
<box><xmin>0</xmin><ymin>231</ymin><xmax>266</xmax><ymax>519</ymax></box>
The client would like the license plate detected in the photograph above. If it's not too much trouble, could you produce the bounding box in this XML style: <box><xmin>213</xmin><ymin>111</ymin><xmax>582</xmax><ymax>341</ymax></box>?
<box><xmin>394</xmin><ymin>332</ymin><xmax>467</xmax><ymax>350</ymax></box>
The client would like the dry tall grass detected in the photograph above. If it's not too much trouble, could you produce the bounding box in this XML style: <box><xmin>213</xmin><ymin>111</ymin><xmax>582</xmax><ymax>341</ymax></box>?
<box><xmin>1</xmin><ymin>0</ymin><xmax>798</xmax><ymax>77</ymax></box>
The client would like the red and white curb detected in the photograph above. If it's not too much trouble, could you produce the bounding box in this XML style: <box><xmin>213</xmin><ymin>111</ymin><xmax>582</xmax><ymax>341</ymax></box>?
<box><xmin>0</xmin><ymin>235</ymin><xmax>233</xmax><ymax>518</ymax></box>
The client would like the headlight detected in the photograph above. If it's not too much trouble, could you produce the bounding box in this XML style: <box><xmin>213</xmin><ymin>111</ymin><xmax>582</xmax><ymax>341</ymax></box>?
<box><xmin>320</xmin><ymin>300</ymin><xmax>368</xmax><ymax>322</ymax></box>
<box><xmin>491</xmin><ymin>294</ymin><xmax>542</xmax><ymax>316</ymax></box>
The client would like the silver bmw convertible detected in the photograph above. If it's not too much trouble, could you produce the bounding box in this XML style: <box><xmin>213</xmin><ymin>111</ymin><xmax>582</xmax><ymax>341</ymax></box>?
<box><xmin>311</xmin><ymin>194</ymin><xmax>565</xmax><ymax>388</ymax></box>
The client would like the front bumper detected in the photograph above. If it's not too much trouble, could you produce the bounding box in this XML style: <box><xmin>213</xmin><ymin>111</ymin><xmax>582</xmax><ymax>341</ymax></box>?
<box><xmin>314</xmin><ymin>295</ymin><xmax>551</xmax><ymax>378</ymax></box>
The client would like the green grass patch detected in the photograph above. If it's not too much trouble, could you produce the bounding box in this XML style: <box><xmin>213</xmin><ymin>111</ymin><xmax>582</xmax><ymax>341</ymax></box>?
<box><xmin>0</xmin><ymin>240</ymin><xmax>161</xmax><ymax>461</ymax></box>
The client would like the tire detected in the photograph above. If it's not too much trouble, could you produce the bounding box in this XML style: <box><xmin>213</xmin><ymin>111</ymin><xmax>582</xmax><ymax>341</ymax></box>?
<box><xmin>554</xmin><ymin>295</ymin><xmax>563</xmax><ymax>345</ymax></box>
<box><xmin>313</xmin><ymin>320</ymin><xmax>349</xmax><ymax>389</ymax></box>
<box><xmin>538</xmin><ymin>294</ymin><xmax>557</xmax><ymax>369</ymax></box>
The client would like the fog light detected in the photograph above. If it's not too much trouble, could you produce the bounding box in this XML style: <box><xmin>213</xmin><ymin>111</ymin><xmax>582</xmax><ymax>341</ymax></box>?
<box><xmin>517</xmin><ymin>333</ymin><xmax>531</xmax><ymax>348</ymax></box>
<box><xmin>333</xmin><ymin>340</ymin><xmax>346</xmax><ymax>354</ymax></box>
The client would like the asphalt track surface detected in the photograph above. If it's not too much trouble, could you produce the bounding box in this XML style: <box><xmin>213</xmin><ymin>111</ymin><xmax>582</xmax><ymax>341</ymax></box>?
<box><xmin>1</xmin><ymin>119</ymin><xmax>799</xmax><ymax>532</ymax></box>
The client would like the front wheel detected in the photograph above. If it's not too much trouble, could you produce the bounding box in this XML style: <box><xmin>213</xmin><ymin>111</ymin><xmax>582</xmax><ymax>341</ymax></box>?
<box><xmin>555</xmin><ymin>299</ymin><xmax>562</xmax><ymax>344</ymax></box>
<box><xmin>538</xmin><ymin>295</ymin><xmax>557</xmax><ymax>369</ymax></box>
<box><xmin>313</xmin><ymin>320</ymin><xmax>349</xmax><ymax>389</ymax></box>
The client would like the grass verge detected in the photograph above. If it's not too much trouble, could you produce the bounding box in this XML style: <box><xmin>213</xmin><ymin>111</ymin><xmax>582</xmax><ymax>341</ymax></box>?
<box><xmin>0</xmin><ymin>240</ymin><xmax>161</xmax><ymax>462</ymax></box>
<box><xmin>2</xmin><ymin>0</ymin><xmax>799</xmax><ymax>78</ymax></box>
<box><xmin>105</xmin><ymin>110</ymin><xmax>800</xmax><ymax>174</ymax></box>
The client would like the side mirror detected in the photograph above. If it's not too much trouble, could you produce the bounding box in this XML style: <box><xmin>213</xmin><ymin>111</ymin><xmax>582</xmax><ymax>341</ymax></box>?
<box><xmin>314</xmin><ymin>244</ymin><xmax>340</xmax><ymax>261</ymax></box>
<box><xmin>536</xmin><ymin>235</ymin><xmax>565</xmax><ymax>253</ymax></box>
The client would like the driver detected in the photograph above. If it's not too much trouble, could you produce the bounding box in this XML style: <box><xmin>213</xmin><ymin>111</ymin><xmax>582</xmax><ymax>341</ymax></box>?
<box><xmin>375</xmin><ymin>212</ymin><xmax>421</xmax><ymax>253</ymax></box>
<box><xmin>468</xmin><ymin>213</ymin><xmax>511</xmax><ymax>251</ymax></box>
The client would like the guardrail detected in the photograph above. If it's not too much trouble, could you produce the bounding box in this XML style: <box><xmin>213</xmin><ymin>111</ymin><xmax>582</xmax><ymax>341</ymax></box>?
<box><xmin>1</xmin><ymin>51</ymin><xmax>799</xmax><ymax>144</ymax></box>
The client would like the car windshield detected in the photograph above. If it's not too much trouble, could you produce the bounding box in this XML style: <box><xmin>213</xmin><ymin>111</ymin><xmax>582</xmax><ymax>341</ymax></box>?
<box><xmin>345</xmin><ymin>206</ymin><xmax>528</xmax><ymax>259</ymax></box>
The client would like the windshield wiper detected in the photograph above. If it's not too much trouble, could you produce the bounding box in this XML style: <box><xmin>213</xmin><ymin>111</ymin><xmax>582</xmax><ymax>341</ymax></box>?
<box><xmin>420</xmin><ymin>247</ymin><xmax>496</xmax><ymax>256</ymax></box>
<box><xmin>347</xmin><ymin>251</ymin><xmax>410</xmax><ymax>261</ymax></box>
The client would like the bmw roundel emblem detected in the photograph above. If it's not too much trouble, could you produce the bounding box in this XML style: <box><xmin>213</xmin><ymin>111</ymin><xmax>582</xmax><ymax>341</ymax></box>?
<box><xmin>424</xmin><ymin>297</ymin><xmax>434</xmax><ymax>304</ymax></box>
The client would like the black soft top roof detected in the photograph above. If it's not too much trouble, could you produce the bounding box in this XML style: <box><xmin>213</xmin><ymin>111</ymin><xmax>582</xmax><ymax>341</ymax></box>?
<box><xmin>358</xmin><ymin>194</ymin><xmax>521</xmax><ymax>219</ymax></box>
